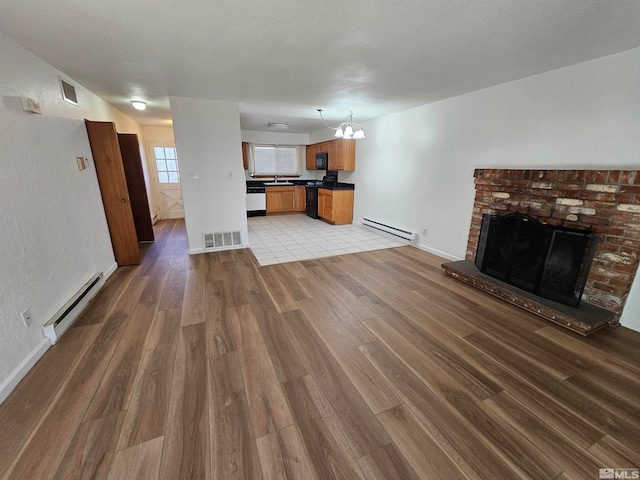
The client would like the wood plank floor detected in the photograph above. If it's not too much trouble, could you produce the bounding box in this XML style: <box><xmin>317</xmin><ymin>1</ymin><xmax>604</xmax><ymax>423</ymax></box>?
<box><xmin>1</xmin><ymin>218</ymin><xmax>640</xmax><ymax>479</ymax></box>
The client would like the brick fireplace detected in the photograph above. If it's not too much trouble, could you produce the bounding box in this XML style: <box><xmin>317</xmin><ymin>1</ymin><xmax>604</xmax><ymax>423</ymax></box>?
<box><xmin>462</xmin><ymin>169</ymin><xmax>640</xmax><ymax>324</ymax></box>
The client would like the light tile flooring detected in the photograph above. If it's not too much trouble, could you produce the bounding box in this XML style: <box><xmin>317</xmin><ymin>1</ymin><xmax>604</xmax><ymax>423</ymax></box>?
<box><xmin>248</xmin><ymin>214</ymin><xmax>409</xmax><ymax>265</ymax></box>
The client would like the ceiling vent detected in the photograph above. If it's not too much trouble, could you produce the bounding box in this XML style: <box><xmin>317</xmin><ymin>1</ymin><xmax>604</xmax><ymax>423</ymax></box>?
<box><xmin>203</xmin><ymin>231</ymin><xmax>242</xmax><ymax>249</ymax></box>
<box><xmin>59</xmin><ymin>78</ymin><xmax>78</xmax><ymax>105</ymax></box>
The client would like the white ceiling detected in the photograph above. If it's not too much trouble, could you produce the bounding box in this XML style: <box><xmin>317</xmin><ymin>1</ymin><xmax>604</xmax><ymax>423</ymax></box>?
<box><xmin>1</xmin><ymin>0</ymin><xmax>640</xmax><ymax>133</ymax></box>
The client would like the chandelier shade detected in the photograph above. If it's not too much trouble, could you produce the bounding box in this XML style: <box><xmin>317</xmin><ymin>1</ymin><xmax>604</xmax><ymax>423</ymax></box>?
<box><xmin>318</xmin><ymin>109</ymin><xmax>365</xmax><ymax>140</ymax></box>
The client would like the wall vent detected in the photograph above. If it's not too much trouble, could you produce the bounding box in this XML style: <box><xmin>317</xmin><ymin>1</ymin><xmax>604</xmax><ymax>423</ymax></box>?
<box><xmin>203</xmin><ymin>231</ymin><xmax>242</xmax><ymax>249</ymax></box>
<box><xmin>59</xmin><ymin>77</ymin><xmax>78</xmax><ymax>105</ymax></box>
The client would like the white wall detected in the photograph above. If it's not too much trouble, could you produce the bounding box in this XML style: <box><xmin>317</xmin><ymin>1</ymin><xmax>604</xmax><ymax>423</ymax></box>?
<box><xmin>350</xmin><ymin>47</ymin><xmax>640</xmax><ymax>330</ymax></box>
<box><xmin>169</xmin><ymin>97</ymin><xmax>248</xmax><ymax>253</ymax></box>
<box><xmin>0</xmin><ymin>32</ymin><xmax>145</xmax><ymax>402</ymax></box>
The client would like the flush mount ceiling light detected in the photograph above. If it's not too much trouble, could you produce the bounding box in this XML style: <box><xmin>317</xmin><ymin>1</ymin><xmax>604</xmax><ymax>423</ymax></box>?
<box><xmin>130</xmin><ymin>100</ymin><xmax>147</xmax><ymax>111</ymax></box>
<box><xmin>317</xmin><ymin>109</ymin><xmax>365</xmax><ymax>140</ymax></box>
<box><xmin>267</xmin><ymin>122</ymin><xmax>290</xmax><ymax>130</ymax></box>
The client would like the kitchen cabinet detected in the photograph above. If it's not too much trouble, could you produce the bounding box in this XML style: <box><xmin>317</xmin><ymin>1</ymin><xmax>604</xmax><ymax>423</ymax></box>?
<box><xmin>307</xmin><ymin>138</ymin><xmax>356</xmax><ymax>171</ymax></box>
<box><xmin>242</xmin><ymin>142</ymin><xmax>248</xmax><ymax>170</ymax></box>
<box><xmin>318</xmin><ymin>188</ymin><xmax>354</xmax><ymax>225</ymax></box>
<box><xmin>294</xmin><ymin>186</ymin><xmax>306</xmax><ymax>212</ymax></box>
<box><xmin>328</xmin><ymin>139</ymin><xmax>355</xmax><ymax>171</ymax></box>
<box><xmin>266</xmin><ymin>186</ymin><xmax>295</xmax><ymax>214</ymax></box>
<box><xmin>306</xmin><ymin>143</ymin><xmax>316</xmax><ymax>170</ymax></box>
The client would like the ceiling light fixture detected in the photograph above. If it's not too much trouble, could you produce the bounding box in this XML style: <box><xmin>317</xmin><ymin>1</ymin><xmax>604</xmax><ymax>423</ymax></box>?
<box><xmin>317</xmin><ymin>109</ymin><xmax>365</xmax><ymax>140</ymax></box>
<box><xmin>130</xmin><ymin>100</ymin><xmax>147</xmax><ymax>111</ymax></box>
<box><xmin>267</xmin><ymin>122</ymin><xmax>290</xmax><ymax>130</ymax></box>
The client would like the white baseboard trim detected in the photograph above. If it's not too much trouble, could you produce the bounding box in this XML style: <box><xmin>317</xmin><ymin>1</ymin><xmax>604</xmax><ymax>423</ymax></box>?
<box><xmin>415</xmin><ymin>243</ymin><xmax>464</xmax><ymax>262</ymax></box>
<box><xmin>620</xmin><ymin>315</ymin><xmax>640</xmax><ymax>333</ymax></box>
<box><xmin>0</xmin><ymin>338</ymin><xmax>50</xmax><ymax>405</ymax></box>
<box><xmin>104</xmin><ymin>262</ymin><xmax>118</xmax><ymax>279</ymax></box>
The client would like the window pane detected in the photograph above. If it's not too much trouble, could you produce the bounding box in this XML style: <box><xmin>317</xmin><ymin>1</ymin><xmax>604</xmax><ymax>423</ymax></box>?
<box><xmin>165</xmin><ymin>148</ymin><xmax>176</xmax><ymax>159</ymax></box>
<box><xmin>253</xmin><ymin>145</ymin><xmax>300</xmax><ymax>175</ymax></box>
<box><xmin>154</xmin><ymin>147</ymin><xmax>165</xmax><ymax>159</ymax></box>
<box><xmin>168</xmin><ymin>171</ymin><xmax>179</xmax><ymax>183</ymax></box>
<box><xmin>158</xmin><ymin>172</ymin><xmax>169</xmax><ymax>183</ymax></box>
<box><xmin>156</xmin><ymin>159</ymin><xmax>167</xmax><ymax>172</ymax></box>
<box><xmin>166</xmin><ymin>159</ymin><xmax>177</xmax><ymax>171</ymax></box>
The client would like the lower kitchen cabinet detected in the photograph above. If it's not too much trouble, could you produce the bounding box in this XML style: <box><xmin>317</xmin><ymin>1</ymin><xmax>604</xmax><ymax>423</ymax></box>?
<box><xmin>266</xmin><ymin>186</ymin><xmax>295</xmax><ymax>214</ymax></box>
<box><xmin>294</xmin><ymin>186</ymin><xmax>306</xmax><ymax>212</ymax></box>
<box><xmin>318</xmin><ymin>188</ymin><xmax>354</xmax><ymax>225</ymax></box>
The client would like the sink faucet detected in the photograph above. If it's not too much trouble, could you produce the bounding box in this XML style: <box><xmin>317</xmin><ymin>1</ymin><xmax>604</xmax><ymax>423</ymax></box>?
<box><xmin>274</xmin><ymin>175</ymin><xmax>281</xmax><ymax>183</ymax></box>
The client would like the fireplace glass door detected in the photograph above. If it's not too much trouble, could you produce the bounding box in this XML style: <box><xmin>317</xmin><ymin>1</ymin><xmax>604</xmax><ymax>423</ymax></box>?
<box><xmin>475</xmin><ymin>213</ymin><xmax>597</xmax><ymax>307</ymax></box>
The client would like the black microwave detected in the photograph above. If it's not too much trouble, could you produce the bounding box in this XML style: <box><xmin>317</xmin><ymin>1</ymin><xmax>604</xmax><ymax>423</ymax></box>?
<box><xmin>315</xmin><ymin>151</ymin><xmax>328</xmax><ymax>169</ymax></box>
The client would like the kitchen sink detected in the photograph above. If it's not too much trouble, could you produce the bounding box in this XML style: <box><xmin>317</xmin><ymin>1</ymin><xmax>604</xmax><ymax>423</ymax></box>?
<box><xmin>263</xmin><ymin>182</ymin><xmax>294</xmax><ymax>186</ymax></box>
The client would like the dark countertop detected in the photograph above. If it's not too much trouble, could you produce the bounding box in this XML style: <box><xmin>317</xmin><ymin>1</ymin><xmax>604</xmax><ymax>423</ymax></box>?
<box><xmin>246</xmin><ymin>180</ymin><xmax>354</xmax><ymax>190</ymax></box>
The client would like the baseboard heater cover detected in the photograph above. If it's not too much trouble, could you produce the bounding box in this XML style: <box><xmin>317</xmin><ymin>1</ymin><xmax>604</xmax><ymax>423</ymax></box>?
<box><xmin>43</xmin><ymin>273</ymin><xmax>104</xmax><ymax>345</ymax></box>
<box><xmin>362</xmin><ymin>218</ymin><xmax>417</xmax><ymax>242</ymax></box>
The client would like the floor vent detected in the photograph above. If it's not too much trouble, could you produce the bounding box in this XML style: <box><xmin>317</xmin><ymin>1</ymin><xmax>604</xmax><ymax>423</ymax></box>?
<box><xmin>362</xmin><ymin>218</ymin><xmax>417</xmax><ymax>242</ymax></box>
<box><xmin>204</xmin><ymin>231</ymin><xmax>242</xmax><ymax>249</ymax></box>
<box><xmin>43</xmin><ymin>273</ymin><xmax>104</xmax><ymax>345</ymax></box>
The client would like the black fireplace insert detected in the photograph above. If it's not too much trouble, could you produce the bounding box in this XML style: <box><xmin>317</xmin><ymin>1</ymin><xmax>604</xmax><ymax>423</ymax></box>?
<box><xmin>475</xmin><ymin>213</ymin><xmax>597</xmax><ymax>307</ymax></box>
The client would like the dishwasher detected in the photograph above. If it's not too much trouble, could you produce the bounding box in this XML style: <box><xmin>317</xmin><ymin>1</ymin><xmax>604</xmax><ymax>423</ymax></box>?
<box><xmin>246</xmin><ymin>184</ymin><xmax>266</xmax><ymax>217</ymax></box>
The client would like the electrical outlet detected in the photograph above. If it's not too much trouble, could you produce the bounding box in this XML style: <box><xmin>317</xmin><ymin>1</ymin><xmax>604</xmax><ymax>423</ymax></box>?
<box><xmin>422</xmin><ymin>228</ymin><xmax>428</xmax><ymax>236</ymax></box>
<box><xmin>21</xmin><ymin>309</ymin><xmax>32</xmax><ymax>328</ymax></box>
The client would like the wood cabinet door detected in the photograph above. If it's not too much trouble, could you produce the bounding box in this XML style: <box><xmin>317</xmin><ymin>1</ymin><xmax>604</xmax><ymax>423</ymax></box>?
<box><xmin>242</xmin><ymin>142</ymin><xmax>248</xmax><ymax>170</ymax></box>
<box><xmin>266</xmin><ymin>191</ymin><xmax>282</xmax><ymax>213</ymax></box>
<box><xmin>318</xmin><ymin>189</ymin><xmax>326</xmax><ymax>218</ymax></box>
<box><xmin>329</xmin><ymin>140</ymin><xmax>343</xmax><ymax>170</ymax></box>
<box><xmin>343</xmin><ymin>140</ymin><xmax>356</xmax><ymax>171</ymax></box>
<box><xmin>306</xmin><ymin>144</ymin><xmax>316</xmax><ymax>170</ymax></box>
<box><xmin>85</xmin><ymin>120</ymin><xmax>140</xmax><ymax>265</ymax></box>
<box><xmin>118</xmin><ymin>133</ymin><xmax>154</xmax><ymax>242</ymax></box>
<box><xmin>294</xmin><ymin>186</ymin><xmax>306</xmax><ymax>211</ymax></box>
<box><xmin>281</xmin><ymin>191</ymin><xmax>294</xmax><ymax>212</ymax></box>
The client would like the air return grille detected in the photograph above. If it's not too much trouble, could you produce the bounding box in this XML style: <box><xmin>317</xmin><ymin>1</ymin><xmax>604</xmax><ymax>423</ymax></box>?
<box><xmin>203</xmin><ymin>231</ymin><xmax>242</xmax><ymax>249</ymax></box>
<box><xmin>59</xmin><ymin>78</ymin><xmax>78</xmax><ymax>105</ymax></box>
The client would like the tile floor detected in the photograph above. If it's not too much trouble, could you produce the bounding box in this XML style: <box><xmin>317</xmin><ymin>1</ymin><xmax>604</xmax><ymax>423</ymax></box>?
<box><xmin>248</xmin><ymin>214</ymin><xmax>409</xmax><ymax>266</ymax></box>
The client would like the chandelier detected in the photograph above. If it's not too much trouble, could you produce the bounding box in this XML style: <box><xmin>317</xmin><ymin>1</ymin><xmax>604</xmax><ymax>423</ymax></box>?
<box><xmin>317</xmin><ymin>109</ymin><xmax>366</xmax><ymax>140</ymax></box>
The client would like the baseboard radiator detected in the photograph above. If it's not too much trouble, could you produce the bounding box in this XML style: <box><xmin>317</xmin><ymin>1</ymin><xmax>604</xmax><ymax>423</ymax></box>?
<box><xmin>362</xmin><ymin>218</ymin><xmax>417</xmax><ymax>242</ymax></box>
<box><xmin>43</xmin><ymin>273</ymin><xmax>104</xmax><ymax>345</ymax></box>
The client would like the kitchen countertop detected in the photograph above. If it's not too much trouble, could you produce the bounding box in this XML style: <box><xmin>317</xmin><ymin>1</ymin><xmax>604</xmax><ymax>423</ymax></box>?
<box><xmin>246</xmin><ymin>180</ymin><xmax>355</xmax><ymax>190</ymax></box>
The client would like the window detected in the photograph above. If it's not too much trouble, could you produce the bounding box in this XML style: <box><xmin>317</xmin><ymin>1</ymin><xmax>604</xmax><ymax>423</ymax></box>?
<box><xmin>154</xmin><ymin>146</ymin><xmax>180</xmax><ymax>183</ymax></box>
<box><xmin>250</xmin><ymin>144</ymin><xmax>302</xmax><ymax>176</ymax></box>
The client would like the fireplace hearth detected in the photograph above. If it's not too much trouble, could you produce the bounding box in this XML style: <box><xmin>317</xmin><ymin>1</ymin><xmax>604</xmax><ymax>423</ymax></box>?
<box><xmin>442</xmin><ymin>168</ymin><xmax>640</xmax><ymax>334</ymax></box>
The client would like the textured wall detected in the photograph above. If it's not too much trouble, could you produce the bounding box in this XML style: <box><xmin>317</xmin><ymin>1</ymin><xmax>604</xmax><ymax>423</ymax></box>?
<box><xmin>0</xmin><ymin>32</ymin><xmax>142</xmax><ymax>398</ymax></box>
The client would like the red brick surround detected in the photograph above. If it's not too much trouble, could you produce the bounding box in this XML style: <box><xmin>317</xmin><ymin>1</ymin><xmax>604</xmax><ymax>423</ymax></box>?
<box><xmin>466</xmin><ymin>169</ymin><xmax>640</xmax><ymax>318</ymax></box>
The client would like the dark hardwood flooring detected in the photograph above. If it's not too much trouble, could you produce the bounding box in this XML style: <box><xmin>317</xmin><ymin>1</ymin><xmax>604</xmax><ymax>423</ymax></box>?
<box><xmin>1</xmin><ymin>219</ymin><xmax>639</xmax><ymax>479</ymax></box>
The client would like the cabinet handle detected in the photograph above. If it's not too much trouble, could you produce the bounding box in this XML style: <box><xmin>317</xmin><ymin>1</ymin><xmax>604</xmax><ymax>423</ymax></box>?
<box><xmin>121</xmin><ymin>198</ymin><xmax>126</xmax><ymax>203</ymax></box>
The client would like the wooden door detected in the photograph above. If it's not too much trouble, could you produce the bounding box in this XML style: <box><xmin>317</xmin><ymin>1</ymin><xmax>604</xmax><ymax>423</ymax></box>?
<box><xmin>118</xmin><ymin>134</ymin><xmax>154</xmax><ymax>242</ymax></box>
<box><xmin>85</xmin><ymin>121</ymin><xmax>140</xmax><ymax>265</ymax></box>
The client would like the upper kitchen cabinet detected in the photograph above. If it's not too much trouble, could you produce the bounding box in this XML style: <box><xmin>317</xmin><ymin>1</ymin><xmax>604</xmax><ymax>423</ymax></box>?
<box><xmin>306</xmin><ymin>143</ymin><xmax>317</xmax><ymax>170</ymax></box>
<box><xmin>242</xmin><ymin>142</ymin><xmax>248</xmax><ymax>170</ymax></box>
<box><xmin>307</xmin><ymin>139</ymin><xmax>356</xmax><ymax>171</ymax></box>
<box><xmin>329</xmin><ymin>139</ymin><xmax>356</xmax><ymax>171</ymax></box>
